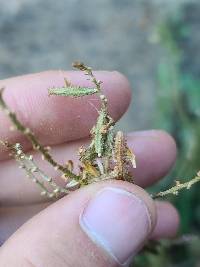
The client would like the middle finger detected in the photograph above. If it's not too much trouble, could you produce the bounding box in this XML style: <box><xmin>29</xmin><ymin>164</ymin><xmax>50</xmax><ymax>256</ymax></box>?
<box><xmin>0</xmin><ymin>130</ymin><xmax>176</xmax><ymax>206</ymax></box>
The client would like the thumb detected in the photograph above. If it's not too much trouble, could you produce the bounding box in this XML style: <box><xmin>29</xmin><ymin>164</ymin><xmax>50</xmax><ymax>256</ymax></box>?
<box><xmin>0</xmin><ymin>181</ymin><xmax>156</xmax><ymax>267</ymax></box>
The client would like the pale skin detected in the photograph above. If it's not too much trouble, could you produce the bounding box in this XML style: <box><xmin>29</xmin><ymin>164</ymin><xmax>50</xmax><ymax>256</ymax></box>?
<box><xmin>0</xmin><ymin>70</ymin><xmax>179</xmax><ymax>266</ymax></box>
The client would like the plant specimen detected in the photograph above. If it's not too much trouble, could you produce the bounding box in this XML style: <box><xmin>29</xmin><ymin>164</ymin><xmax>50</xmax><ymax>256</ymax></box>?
<box><xmin>0</xmin><ymin>62</ymin><xmax>199</xmax><ymax>200</ymax></box>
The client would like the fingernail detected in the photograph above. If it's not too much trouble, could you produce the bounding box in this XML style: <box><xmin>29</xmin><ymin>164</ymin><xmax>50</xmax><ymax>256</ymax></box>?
<box><xmin>80</xmin><ymin>187</ymin><xmax>152</xmax><ymax>265</ymax></box>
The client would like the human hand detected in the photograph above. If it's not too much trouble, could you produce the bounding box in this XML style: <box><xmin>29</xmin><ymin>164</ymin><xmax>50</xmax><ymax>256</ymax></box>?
<box><xmin>0</xmin><ymin>70</ymin><xmax>179</xmax><ymax>266</ymax></box>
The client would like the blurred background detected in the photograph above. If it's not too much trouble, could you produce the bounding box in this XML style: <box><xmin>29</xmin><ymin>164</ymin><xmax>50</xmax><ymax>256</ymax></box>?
<box><xmin>0</xmin><ymin>0</ymin><xmax>199</xmax><ymax>266</ymax></box>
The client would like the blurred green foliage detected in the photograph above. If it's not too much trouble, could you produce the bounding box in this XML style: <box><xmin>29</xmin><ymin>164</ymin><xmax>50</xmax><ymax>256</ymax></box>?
<box><xmin>134</xmin><ymin>6</ymin><xmax>200</xmax><ymax>267</ymax></box>
<box><xmin>155</xmin><ymin>12</ymin><xmax>200</xmax><ymax>234</ymax></box>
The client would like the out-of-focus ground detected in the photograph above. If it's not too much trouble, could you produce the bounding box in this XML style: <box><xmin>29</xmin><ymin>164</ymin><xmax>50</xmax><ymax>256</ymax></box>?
<box><xmin>0</xmin><ymin>0</ymin><xmax>199</xmax><ymax>131</ymax></box>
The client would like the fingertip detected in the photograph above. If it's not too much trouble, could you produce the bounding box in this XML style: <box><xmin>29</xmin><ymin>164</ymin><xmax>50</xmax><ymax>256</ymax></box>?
<box><xmin>127</xmin><ymin>130</ymin><xmax>177</xmax><ymax>187</ymax></box>
<box><xmin>155</xmin><ymin>130</ymin><xmax>177</xmax><ymax>163</ymax></box>
<box><xmin>108</xmin><ymin>70</ymin><xmax>132</xmax><ymax>102</ymax></box>
<box><xmin>152</xmin><ymin>201</ymin><xmax>180</xmax><ymax>239</ymax></box>
<box><xmin>93</xmin><ymin>70</ymin><xmax>132</xmax><ymax>121</ymax></box>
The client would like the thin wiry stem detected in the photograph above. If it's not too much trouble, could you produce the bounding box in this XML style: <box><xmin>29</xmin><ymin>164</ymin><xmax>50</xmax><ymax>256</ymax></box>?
<box><xmin>2</xmin><ymin>141</ymin><xmax>70</xmax><ymax>198</ymax></box>
<box><xmin>72</xmin><ymin>62</ymin><xmax>102</xmax><ymax>91</ymax></box>
<box><xmin>0</xmin><ymin>88</ymin><xmax>79</xmax><ymax>181</ymax></box>
<box><xmin>21</xmin><ymin>165</ymin><xmax>52</xmax><ymax>197</ymax></box>
<box><xmin>153</xmin><ymin>171</ymin><xmax>200</xmax><ymax>199</ymax></box>
<box><xmin>72</xmin><ymin>61</ymin><xmax>108</xmax><ymax>109</ymax></box>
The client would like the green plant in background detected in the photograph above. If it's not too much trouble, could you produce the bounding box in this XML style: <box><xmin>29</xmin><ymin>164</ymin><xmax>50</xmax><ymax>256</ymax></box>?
<box><xmin>138</xmin><ymin>8</ymin><xmax>200</xmax><ymax>267</ymax></box>
<box><xmin>156</xmin><ymin>11</ymin><xmax>200</xmax><ymax>233</ymax></box>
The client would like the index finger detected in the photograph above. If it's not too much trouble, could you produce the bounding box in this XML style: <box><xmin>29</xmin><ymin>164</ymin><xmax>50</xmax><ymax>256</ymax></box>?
<box><xmin>0</xmin><ymin>70</ymin><xmax>131</xmax><ymax>160</ymax></box>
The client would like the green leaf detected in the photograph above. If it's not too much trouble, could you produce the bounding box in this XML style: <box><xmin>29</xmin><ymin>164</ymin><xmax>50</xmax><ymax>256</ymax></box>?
<box><xmin>48</xmin><ymin>86</ymin><xmax>98</xmax><ymax>97</ymax></box>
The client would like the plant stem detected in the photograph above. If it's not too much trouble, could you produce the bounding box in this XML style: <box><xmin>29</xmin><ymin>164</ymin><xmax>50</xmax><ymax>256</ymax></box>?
<box><xmin>0</xmin><ymin>88</ymin><xmax>79</xmax><ymax>181</ymax></box>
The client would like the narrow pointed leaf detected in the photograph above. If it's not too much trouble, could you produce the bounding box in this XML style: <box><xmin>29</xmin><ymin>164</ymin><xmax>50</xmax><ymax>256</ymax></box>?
<box><xmin>48</xmin><ymin>86</ymin><xmax>98</xmax><ymax>97</ymax></box>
